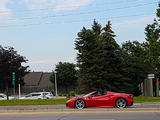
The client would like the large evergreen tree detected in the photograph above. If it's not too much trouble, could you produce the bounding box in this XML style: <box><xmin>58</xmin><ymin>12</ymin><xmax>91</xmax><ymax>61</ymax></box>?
<box><xmin>75</xmin><ymin>21</ymin><xmax>127</xmax><ymax>93</ymax></box>
<box><xmin>75</xmin><ymin>20</ymin><xmax>102</xmax><ymax>92</ymax></box>
<box><xmin>98</xmin><ymin>21</ymin><xmax>125</xmax><ymax>91</ymax></box>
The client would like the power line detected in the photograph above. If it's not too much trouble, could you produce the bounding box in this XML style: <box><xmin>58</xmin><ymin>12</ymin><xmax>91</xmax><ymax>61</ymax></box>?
<box><xmin>0</xmin><ymin>1</ymin><xmax>157</xmax><ymax>22</ymax></box>
<box><xmin>0</xmin><ymin>13</ymin><xmax>155</xmax><ymax>28</ymax></box>
<box><xmin>0</xmin><ymin>0</ymin><xmax>142</xmax><ymax>14</ymax></box>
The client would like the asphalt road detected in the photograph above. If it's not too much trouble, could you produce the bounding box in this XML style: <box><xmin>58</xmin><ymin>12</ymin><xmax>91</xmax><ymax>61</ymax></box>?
<box><xmin>0</xmin><ymin>112</ymin><xmax>160</xmax><ymax>120</ymax></box>
<box><xmin>0</xmin><ymin>103</ymin><xmax>160</xmax><ymax>111</ymax></box>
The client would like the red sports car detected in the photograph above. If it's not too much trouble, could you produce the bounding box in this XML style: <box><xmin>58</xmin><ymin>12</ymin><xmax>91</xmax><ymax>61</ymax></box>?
<box><xmin>66</xmin><ymin>91</ymin><xmax>133</xmax><ymax>109</ymax></box>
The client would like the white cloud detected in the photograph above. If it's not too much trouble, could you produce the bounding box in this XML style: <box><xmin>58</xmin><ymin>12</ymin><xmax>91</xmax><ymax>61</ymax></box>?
<box><xmin>0</xmin><ymin>0</ymin><xmax>12</xmax><ymax>22</ymax></box>
<box><xmin>53</xmin><ymin>0</ymin><xmax>94</xmax><ymax>11</ymax></box>
<box><xmin>24</xmin><ymin>0</ymin><xmax>93</xmax><ymax>11</ymax></box>
<box><xmin>25</xmin><ymin>57</ymin><xmax>76</xmax><ymax>72</ymax></box>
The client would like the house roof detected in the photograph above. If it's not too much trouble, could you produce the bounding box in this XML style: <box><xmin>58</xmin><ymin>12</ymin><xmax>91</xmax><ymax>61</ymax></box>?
<box><xmin>23</xmin><ymin>72</ymin><xmax>53</xmax><ymax>87</ymax></box>
<box><xmin>39</xmin><ymin>72</ymin><xmax>53</xmax><ymax>87</ymax></box>
<box><xmin>23</xmin><ymin>72</ymin><xmax>42</xmax><ymax>86</ymax></box>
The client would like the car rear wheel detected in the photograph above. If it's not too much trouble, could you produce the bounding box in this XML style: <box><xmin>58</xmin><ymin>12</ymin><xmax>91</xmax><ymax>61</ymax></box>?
<box><xmin>115</xmin><ymin>98</ymin><xmax>127</xmax><ymax>108</ymax></box>
<box><xmin>75</xmin><ymin>99</ymin><xmax>85</xmax><ymax>109</ymax></box>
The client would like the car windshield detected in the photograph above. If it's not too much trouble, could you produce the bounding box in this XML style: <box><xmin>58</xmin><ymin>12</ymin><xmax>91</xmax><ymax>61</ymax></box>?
<box><xmin>1</xmin><ymin>94</ymin><xmax>7</xmax><ymax>97</ymax></box>
<box><xmin>83</xmin><ymin>91</ymin><xmax>96</xmax><ymax>97</ymax></box>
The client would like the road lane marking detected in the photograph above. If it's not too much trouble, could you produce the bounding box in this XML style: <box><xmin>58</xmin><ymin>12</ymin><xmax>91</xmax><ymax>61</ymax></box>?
<box><xmin>0</xmin><ymin>109</ymin><xmax>160</xmax><ymax>115</ymax></box>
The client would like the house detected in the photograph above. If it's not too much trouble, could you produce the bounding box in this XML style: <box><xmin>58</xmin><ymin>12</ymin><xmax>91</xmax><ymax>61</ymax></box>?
<box><xmin>22</xmin><ymin>72</ymin><xmax>54</xmax><ymax>93</ymax></box>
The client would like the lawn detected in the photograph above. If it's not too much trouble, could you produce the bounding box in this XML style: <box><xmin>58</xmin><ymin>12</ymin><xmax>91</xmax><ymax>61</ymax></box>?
<box><xmin>0</xmin><ymin>97</ymin><xmax>159</xmax><ymax>106</ymax></box>
<box><xmin>0</xmin><ymin>98</ymin><xmax>69</xmax><ymax>106</ymax></box>
<box><xmin>134</xmin><ymin>97</ymin><xmax>160</xmax><ymax>103</ymax></box>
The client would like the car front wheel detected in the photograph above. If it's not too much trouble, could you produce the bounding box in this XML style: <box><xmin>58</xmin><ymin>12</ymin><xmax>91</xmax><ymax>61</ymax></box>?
<box><xmin>75</xmin><ymin>99</ymin><xmax>85</xmax><ymax>109</ymax></box>
<box><xmin>115</xmin><ymin>98</ymin><xmax>127</xmax><ymax>108</ymax></box>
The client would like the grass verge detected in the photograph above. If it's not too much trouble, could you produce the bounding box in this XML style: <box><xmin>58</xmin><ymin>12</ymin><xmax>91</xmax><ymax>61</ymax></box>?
<box><xmin>134</xmin><ymin>97</ymin><xmax>160</xmax><ymax>103</ymax></box>
<box><xmin>0</xmin><ymin>98</ymin><xmax>69</xmax><ymax>106</ymax></box>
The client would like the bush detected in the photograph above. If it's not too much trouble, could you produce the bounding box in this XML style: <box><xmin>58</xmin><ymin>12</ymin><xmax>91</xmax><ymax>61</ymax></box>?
<box><xmin>69</xmin><ymin>91</ymin><xmax>75</xmax><ymax>96</ymax></box>
<box><xmin>58</xmin><ymin>93</ymin><xmax>62</xmax><ymax>96</ymax></box>
<box><xmin>50</xmin><ymin>89</ymin><xmax>55</xmax><ymax>96</ymax></box>
<box><xmin>63</xmin><ymin>94</ymin><xmax>67</xmax><ymax>96</ymax></box>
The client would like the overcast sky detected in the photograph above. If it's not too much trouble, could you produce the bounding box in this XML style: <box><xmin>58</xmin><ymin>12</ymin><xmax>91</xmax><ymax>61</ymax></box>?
<box><xmin>0</xmin><ymin>0</ymin><xmax>158</xmax><ymax>72</ymax></box>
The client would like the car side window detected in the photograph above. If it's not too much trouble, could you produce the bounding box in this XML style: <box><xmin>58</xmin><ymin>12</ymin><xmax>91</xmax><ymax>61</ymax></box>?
<box><xmin>32</xmin><ymin>94</ymin><xmax>41</xmax><ymax>96</ymax></box>
<box><xmin>0</xmin><ymin>95</ymin><xmax>4</xmax><ymax>98</ymax></box>
<box><xmin>26</xmin><ymin>94</ymin><xmax>32</xmax><ymax>97</ymax></box>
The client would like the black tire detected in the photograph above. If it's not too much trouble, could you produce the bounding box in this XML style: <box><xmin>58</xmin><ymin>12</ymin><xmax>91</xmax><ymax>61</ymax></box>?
<box><xmin>115</xmin><ymin>98</ymin><xmax>127</xmax><ymax>108</ymax></box>
<box><xmin>75</xmin><ymin>99</ymin><xmax>86</xmax><ymax>109</ymax></box>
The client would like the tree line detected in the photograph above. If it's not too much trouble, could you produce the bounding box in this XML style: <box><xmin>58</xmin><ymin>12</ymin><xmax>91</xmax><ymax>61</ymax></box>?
<box><xmin>50</xmin><ymin>3</ymin><xmax>160</xmax><ymax>96</ymax></box>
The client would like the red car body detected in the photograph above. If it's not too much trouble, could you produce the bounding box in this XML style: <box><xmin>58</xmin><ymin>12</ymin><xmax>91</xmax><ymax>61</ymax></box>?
<box><xmin>66</xmin><ymin>91</ymin><xmax>133</xmax><ymax>108</ymax></box>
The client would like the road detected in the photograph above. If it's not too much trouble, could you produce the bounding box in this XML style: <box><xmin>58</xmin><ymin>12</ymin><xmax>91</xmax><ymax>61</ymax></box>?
<box><xmin>0</xmin><ymin>112</ymin><xmax>160</xmax><ymax>120</ymax></box>
<box><xmin>0</xmin><ymin>102</ymin><xmax>160</xmax><ymax>111</ymax></box>
<box><xmin>0</xmin><ymin>103</ymin><xmax>160</xmax><ymax>120</ymax></box>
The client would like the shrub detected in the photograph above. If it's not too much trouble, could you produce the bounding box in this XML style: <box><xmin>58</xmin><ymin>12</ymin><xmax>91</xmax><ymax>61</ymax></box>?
<box><xmin>50</xmin><ymin>89</ymin><xmax>55</xmax><ymax>96</ymax></box>
<box><xmin>59</xmin><ymin>93</ymin><xmax>62</xmax><ymax>96</ymax></box>
<box><xmin>69</xmin><ymin>91</ymin><xmax>75</xmax><ymax>96</ymax></box>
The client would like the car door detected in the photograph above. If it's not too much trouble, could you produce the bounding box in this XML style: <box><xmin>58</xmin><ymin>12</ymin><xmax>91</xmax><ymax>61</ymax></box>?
<box><xmin>91</xmin><ymin>95</ymin><xmax>107</xmax><ymax>106</ymax></box>
<box><xmin>103</xmin><ymin>93</ymin><xmax>115</xmax><ymax>106</ymax></box>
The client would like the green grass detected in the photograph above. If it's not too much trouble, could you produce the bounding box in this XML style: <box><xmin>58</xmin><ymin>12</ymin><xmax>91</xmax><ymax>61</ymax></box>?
<box><xmin>0</xmin><ymin>97</ymin><xmax>160</xmax><ymax>106</ymax></box>
<box><xmin>134</xmin><ymin>97</ymin><xmax>160</xmax><ymax>103</ymax></box>
<box><xmin>0</xmin><ymin>98</ymin><xmax>69</xmax><ymax>106</ymax></box>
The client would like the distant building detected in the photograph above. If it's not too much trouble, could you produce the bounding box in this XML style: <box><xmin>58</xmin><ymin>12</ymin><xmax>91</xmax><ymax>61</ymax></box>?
<box><xmin>22</xmin><ymin>72</ymin><xmax>54</xmax><ymax>93</ymax></box>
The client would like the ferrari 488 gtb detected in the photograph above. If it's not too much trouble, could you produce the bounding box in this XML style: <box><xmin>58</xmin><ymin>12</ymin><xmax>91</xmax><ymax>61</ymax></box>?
<box><xmin>66</xmin><ymin>91</ymin><xmax>133</xmax><ymax>109</ymax></box>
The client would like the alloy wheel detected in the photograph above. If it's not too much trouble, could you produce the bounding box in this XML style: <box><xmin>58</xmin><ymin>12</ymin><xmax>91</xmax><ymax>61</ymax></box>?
<box><xmin>75</xmin><ymin>99</ymin><xmax>85</xmax><ymax>109</ymax></box>
<box><xmin>116</xmin><ymin>98</ymin><xmax>127</xmax><ymax>108</ymax></box>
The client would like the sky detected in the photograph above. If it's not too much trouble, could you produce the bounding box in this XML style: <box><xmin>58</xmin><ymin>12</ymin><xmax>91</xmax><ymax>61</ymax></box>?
<box><xmin>0</xmin><ymin>0</ymin><xmax>158</xmax><ymax>72</ymax></box>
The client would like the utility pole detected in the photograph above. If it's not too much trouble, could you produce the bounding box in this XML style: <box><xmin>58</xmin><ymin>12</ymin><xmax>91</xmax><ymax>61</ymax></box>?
<box><xmin>55</xmin><ymin>71</ymin><xmax>58</xmax><ymax>96</ymax></box>
<box><xmin>18</xmin><ymin>84</ymin><xmax>21</xmax><ymax>99</ymax></box>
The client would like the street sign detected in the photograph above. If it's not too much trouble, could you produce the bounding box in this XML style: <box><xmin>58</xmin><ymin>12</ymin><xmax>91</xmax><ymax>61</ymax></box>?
<box><xmin>148</xmin><ymin>74</ymin><xmax>155</xmax><ymax>79</ymax></box>
<box><xmin>12</xmin><ymin>72</ymin><xmax>15</xmax><ymax>86</ymax></box>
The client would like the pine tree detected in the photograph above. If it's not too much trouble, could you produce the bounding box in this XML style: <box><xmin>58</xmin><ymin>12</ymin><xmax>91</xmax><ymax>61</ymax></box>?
<box><xmin>75</xmin><ymin>21</ymin><xmax>102</xmax><ymax>92</ymax></box>
<box><xmin>98</xmin><ymin>21</ymin><xmax>125</xmax><ymax>91</ymax></box>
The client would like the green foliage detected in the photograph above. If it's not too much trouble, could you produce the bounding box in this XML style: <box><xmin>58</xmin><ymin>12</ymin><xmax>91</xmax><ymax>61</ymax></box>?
<box><xmin>69</xmin><ymin>91</ymin><xmax>75</xmax><ymax>96</ymax></box>
<box><xmin>50</xmin><ymin>89</ymin><xmax>55</xmax><ymax>96</ymax></box>
<box><xmin>50</xmin><ymin>62</ymin><xmax>77</xmax><ymax>92</ymax></box>
<box><xmin>75</xmin><ymin>20</ymin><xmax>128</xmax><ymax>93</ymax></box>
<box><xmin>58</xmin><ymin>93</ymin><xmax>62</xmax><ymax>96</ymax></box>
<box><xmin>0</xmin><ymin>46</ymin><xmax>29</xmax><ymax>91</ymax></box>
<box><xmin>122</xmin><ymin>41</ymin><xmax>154</xmax><ymax>95</ymax></box>
<box><xmin>144</xmin><ymin>2</ymin><xmax>160</xmax><ymax>79</ymax></box>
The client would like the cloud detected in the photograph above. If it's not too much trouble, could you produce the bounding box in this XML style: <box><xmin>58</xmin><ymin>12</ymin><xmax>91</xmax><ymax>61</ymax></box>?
<box><xmin>0</xmin><ymin>0</ymin><xmax>12</xmax><ymax>22</ymax></box>
<box><xmin>53</xmin><ymin>0</ymin><xmax>94</xmax><ymax>11</ymax></box>
<box><xmin>24</xmin><ymin>0</ymin><xmax>93</xmax><ymax>12</ymax></box>
<box><xmin>24</xmin><ymin>57</ymin><xmax>76</xmax><ymax>72</ymax></box>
